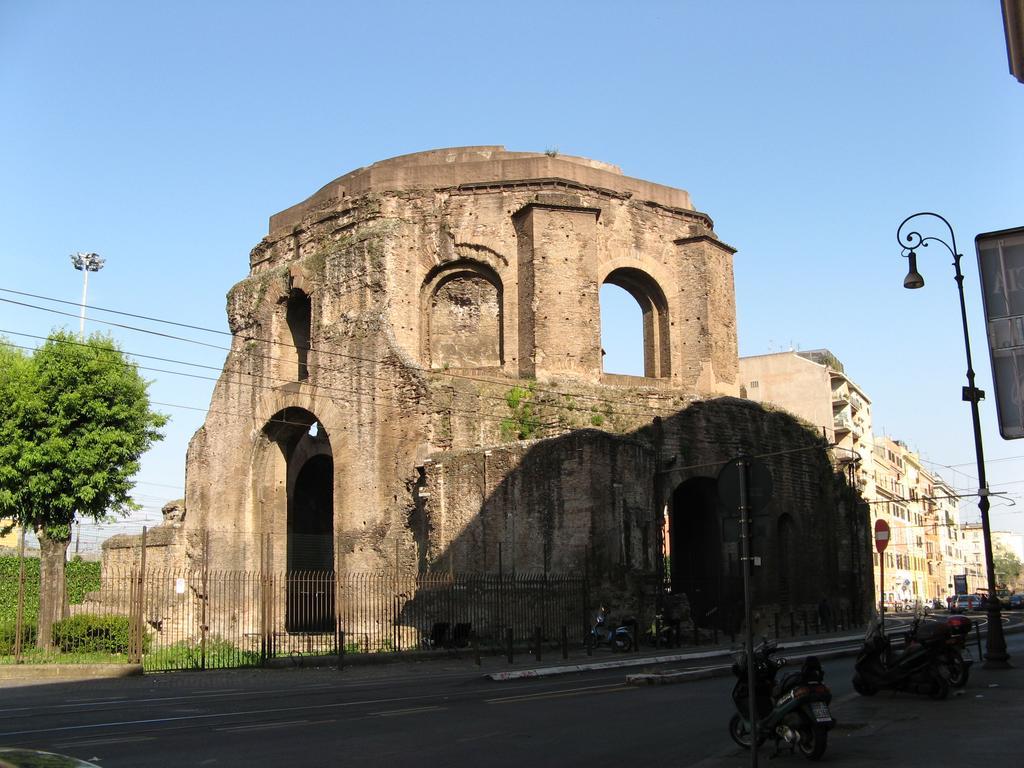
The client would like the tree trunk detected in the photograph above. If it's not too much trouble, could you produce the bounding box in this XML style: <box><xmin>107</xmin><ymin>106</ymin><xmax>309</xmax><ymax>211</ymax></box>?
<box><xmin>36</xmin><ymin>529</ymin><xmax>70</xmax><ymax>649</ymax></box>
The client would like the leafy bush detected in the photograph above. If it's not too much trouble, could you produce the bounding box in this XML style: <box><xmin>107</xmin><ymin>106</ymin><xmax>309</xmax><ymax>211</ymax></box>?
<box><xmin>0</xmin><ymin>556</ymin><xmax>101</xmax><ymax>625</ymax></box>
<box><xmin>146</xmin><ymin>638</ymin><xmax>260</xmax><ymax>671</ymax></box>
<box><xmin>0</xmin><ymin>619</ymin><xmax>36</xmax><ymax>654</ymax></box>
<box><xmin>52</xmin><ymin>614</ymin><xmax>135</xmax><ymax>654</ymax></box>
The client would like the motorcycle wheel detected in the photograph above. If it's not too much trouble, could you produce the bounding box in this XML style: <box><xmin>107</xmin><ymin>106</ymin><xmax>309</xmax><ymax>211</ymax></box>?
<box><xmin>852</xmin><ymin>673</ymin><xmax>877</xmax><ymax>696</ymax></box>
<box><xmin>948</xmin><ymin>652</ymin><xmax>970</xmax><ymax>688</ymax></box>
<box><xmin>795</xmin><ymin>718</ymin><xmax>828</xmax><ymax>761</ymax></box>
<box><xmin>615</xmin><ymin>635</ymin><xmax>633</xmax><ymax>653</ymax></box>
<box><xmin>728</xmin><ymin>714</ymin><xmax>763</xmax><ymax>749</ymax></box>
<box><xmin>928</xmin><ymin>673</ymin><xmax>950</xmax><ymax>700</ymax></box>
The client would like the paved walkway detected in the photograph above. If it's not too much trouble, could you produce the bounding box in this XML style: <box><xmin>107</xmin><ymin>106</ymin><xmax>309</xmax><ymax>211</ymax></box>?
<box><xmin>692</xmin><ymin>661</ymin><xmax>1024</xmax><ymax>767</ymax></box>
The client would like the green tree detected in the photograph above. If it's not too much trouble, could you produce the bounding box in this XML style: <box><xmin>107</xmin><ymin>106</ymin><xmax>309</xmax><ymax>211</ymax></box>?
<box><xmin>994</xmin><ymin>544</ymin><xmax>1023</xmax><ymax>591</ymax></box>
<box><xmin>0</xmin><ymin>331</ymin><xmax>167</xmax><ymax>647</ymax></box>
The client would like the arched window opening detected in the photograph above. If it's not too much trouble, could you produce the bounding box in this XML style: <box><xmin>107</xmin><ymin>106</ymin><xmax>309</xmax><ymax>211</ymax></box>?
<box><xmin>424</xmin><ymin>262</ymin><xmax>503</xmax><ymax>370</ymax></box>
<box><xmin>599</xmin><ymin>283</ymin><xmax>644</xmax><ymax>375</ymax></box>
<box><xmin>601</xmin><ymin>268</ymin><xmax>670</xmax><ymax>378</ymax></box>
<box><xmin>286</xmin><ymin>289</ymin><xmax>312</xmax><ymax>381</ymax></box>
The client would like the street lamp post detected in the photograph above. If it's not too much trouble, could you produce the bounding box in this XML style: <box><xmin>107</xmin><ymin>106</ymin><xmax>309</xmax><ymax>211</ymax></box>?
<box><xmin>898</xmin><ymin>211</ymin><xmax>1010</xmax><ymax>669</ymax></box>
<box><xmin>69</xmin><ymin>252</ymin><xmax>105</xmax><ymax>340</ymax></box>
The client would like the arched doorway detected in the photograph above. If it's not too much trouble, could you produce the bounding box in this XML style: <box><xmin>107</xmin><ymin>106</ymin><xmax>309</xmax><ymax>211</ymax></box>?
<box><xmin>669</xmin><ymin>477</ymin><xmax>724</xmax><ymax>628</ymax></box>
<box><xmin>287</xmin><ymin>451</ymin><xmax>334</xmax><ymax>631</ymax></box>
<box><xmin>777</xmin><ymin>513</ymin><xmax>798</xmax><ymax>609</ymax></box>
<box><xmin>254</xmin><ymin>408</ymin><xmax>335</xmax><ymax>632</ymax></box>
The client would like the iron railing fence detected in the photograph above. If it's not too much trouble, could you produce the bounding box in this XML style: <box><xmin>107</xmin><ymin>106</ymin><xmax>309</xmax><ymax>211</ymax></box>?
<box><xmin>2</xmin><ymin>567</ymin><xmax>588</xmax><ymax>671</ymax></box>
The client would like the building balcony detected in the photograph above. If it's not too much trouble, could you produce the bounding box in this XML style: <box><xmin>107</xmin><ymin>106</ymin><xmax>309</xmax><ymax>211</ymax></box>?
<box><xmin>834</xmin><ymin>415</ymin><xmax>852</xmax><ymax>432</ymax></box>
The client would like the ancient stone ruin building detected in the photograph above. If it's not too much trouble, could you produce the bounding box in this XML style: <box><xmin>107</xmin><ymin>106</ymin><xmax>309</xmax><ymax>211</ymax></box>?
<box><xmin>105</xmin><ymin>147</ymin><xmax>871</xmax><ymax>640</ymax></box>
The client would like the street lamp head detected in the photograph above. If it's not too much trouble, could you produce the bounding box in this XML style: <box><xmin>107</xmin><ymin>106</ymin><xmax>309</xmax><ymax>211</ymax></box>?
<box><xmin>903</xmin><ymin>250</ymin><xmax>925</xmax><ymax>289</ymax></box>
<box><xmin>69</xmin><ymin>252</ymin><xmax>105</xmax><ymax>272</ymax></box>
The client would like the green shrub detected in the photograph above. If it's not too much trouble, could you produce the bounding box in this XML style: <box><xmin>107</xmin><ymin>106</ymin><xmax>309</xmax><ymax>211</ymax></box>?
<box><xmin>0</xmin><ymin>619</ymin><xmax>37</xmax><ymax>654</ymax></box>
<box><xmin>52</xmin><ymin>614</ymin><xmax>135</xmax><ymax>654</ymax></box>
<box><xmin>0</xmin><ymin>556</ymin><xmax>101</xmax><ymax>625</ymax></box>
<box><xmin>145</xmin><ymin>638</ymin><xmax>260</xmax><ymax>671</ymax></box>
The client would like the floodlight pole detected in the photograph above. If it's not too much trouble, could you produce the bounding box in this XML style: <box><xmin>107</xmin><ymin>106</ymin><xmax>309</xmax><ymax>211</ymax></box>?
<box><xmin>897</xmin><ymin>212</ymin><xmax>1009</xmax><ymax>668</ymax></box>
<box><xmin>70</xmin><ymin>251</ymin><xmax>105</xmax><ymax>339</ymax></box>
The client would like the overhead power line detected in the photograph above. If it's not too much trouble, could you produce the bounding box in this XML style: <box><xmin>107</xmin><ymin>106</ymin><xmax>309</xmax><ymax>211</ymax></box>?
<box><xmin>0</xmin><ymin>288</ymin><xmax>687</xmax><ymax>419</ymax></box>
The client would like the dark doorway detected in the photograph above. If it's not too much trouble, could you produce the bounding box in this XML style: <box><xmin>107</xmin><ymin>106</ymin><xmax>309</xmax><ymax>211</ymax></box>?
<box><xmin>669</xmin><ymin>477</ymin><xmax>724</xmax><ymax>629</ymax></box>
<box><xmin>287</xmin><ymin>453</ymin><xmax>334</xmax><ymax>631</ymax></box>
<box><xmin>777</xmin><ymin>513</ymin><xmax>798</xmax><ymax>608</ymax></box>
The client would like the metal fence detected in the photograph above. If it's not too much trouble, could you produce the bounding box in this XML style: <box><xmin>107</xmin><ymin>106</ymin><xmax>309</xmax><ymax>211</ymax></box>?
<box><xmin>2</xmin><ymin>568</ymin><xmax>588</xmax><ymax>672</ymax></box>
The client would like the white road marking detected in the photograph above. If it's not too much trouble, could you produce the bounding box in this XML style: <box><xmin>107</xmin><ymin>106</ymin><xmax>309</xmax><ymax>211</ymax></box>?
<box><xmin>371</xmin><ymin>705</ymin><xmax>444</xmax><ymax>717</ymax></box>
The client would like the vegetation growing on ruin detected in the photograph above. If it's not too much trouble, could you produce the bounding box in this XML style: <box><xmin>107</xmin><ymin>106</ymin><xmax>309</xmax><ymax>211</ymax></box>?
<box><xmin>501</xmin><ymin>382</ymin><xmax>541</xmax><ymax>440</ymax></box>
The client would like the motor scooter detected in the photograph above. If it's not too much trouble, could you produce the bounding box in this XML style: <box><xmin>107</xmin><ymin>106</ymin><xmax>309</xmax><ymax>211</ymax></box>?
<box><xmin>728</xmin><ymin>638</ymin><xmax>835</xmax><ymax>761</ymax></box>
<box><xmin>584</xmin><ymin>607</ymin><xmax>634</xmax><ymax>652</ymax></box>
<box><xmin>906</xmin><ymin>613</ymin><xmax>972</xmax><ymax>687</ymax></box>
<box><xmin>852</xmin><ymin>617</ymin><xmax>951</xmax><ymax>699</ymax></box>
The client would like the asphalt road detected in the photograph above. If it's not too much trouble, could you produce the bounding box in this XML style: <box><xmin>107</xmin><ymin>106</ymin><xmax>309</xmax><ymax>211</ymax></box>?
<box><xmin>1</xmin><ymin>618</ymin><xmax>1020</xmax><ymax>768</ymax></box>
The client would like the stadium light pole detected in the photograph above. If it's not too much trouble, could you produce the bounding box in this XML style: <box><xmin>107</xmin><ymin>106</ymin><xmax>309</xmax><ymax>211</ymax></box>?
<box><xmin>898</xmin><ymin>211</ymin><xmax>1010</xmax><ymax>669</ymax></box>
<box><xmin>70</xmin><ymin>252</ymin><xmax>105</xmax><ymax>339</ymax></box>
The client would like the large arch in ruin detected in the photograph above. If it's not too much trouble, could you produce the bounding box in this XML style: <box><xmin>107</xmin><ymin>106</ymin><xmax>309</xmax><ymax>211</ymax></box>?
<box><xmin>600</xmin><ymin>265</ymin><xmax>672</xmax><ymax>379</ymax></box>
<box><xmin>250</xmin><ymin>406</ymin><xmax>335</xmax><ymax>631</ymax></box>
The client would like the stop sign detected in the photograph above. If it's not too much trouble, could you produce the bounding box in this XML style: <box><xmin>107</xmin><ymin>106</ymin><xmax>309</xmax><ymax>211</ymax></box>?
<box><xmin>874</xmin><ymin>519</ymin><xmax>890</xmax><ymax>553</ymax></box>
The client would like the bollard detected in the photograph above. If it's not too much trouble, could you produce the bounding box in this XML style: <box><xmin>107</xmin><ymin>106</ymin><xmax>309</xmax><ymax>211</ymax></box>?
<box><xmin>774</xmin><ymin>613</ymin><xmax>779</xmax><ymax>639</ymax></box>
<box><xmin>561</xmin><ymin>626</ymin><xmax>568</xmax><ymax>660</ymax></box>
<box><xmin>712</xmin><ymin>624</ymin><xmax>719</xmax><ymax>645</ymax></box>
<box><xmin>586</xmin><ymin>630</ymin><xmax>593</xmax><ymax>656</ymax></box>
<box><xmin>338</xmin><ymin>629</ymin><xmax>345</xmax><ymax>671</ymax></box>
<box><xmin>693</xmin><ymin>624</ymin><xmax>700</xmax><ymax>646</ymax></box>
<box><xmin>790</xmin><ymin>612</ymin><xmax>796</xmax><ymax>637</ymax></box>
<box><xmin>534</xmin><ymin>626</ymin><xmax>542</xmax><ymax>662</ymax></box>
<box><xmin>506</xmin><ymin>628</ymin><xmax>514</xmax><ymax>664</ymax></box>
<box><xmin>802</xmin><ymin>611</ymin><xmax>808</xmax><ymax>635</ymax></box>
<box><xmin>814</xmin><ymin>613</ymin><xmax>820</xmax><ymax>634</ymax></box>
<box><xmin>634</xmin><ymin>619</ymin><xmax>640</xmax><ymax>654</ymax></box>
<box><xmin>474</xmin><ymin>632</ymin><xmax>481</xmax><ymax>667</ymax></box>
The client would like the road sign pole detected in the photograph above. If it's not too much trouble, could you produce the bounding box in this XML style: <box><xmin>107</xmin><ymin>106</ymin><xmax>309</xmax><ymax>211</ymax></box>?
<box><xmin>879</xmin><ymin>551</ymin><xmax>885</xmax><ymax>636</ymax></box>
<box><xmin>874</xmin><ymin>519</ymin><xmax>891</xmax><ymax>636</ymax></box>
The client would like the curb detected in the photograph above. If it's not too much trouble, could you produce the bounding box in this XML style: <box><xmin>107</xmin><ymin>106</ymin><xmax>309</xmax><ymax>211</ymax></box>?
<box><xmin>0</xmin><ymin>663</ymin><xmax>143</xmax><ymax>682</ymax></box>
<box><xmin>486</xmin><ymin>635</ymin><xmax>866</xmax><ymax>682</ymax></box>
<box><xmin>625</xmin><ymin>644</ymin><xmax>861</xmax><ymax>686</ymax></box>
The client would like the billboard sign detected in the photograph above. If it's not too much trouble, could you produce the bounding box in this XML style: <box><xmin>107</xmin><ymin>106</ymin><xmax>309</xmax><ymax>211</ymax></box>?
<box><xmin>976</xmin><ymin>226</ymin><xmax>1024</xmax><ymax>439</ymax></box>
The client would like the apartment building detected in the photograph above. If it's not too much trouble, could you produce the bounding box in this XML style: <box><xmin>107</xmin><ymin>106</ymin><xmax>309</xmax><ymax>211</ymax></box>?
<box><xmin>961</xmin><ymin>524</ymin><xmax>1024</xmax><ymax>592</ymax></box>
<box><xmin>739</xmin><ymin>350</ymin><xmax>874</xmax><ymax>496</ymax></box>
<box><xmin>931</xmin><ymin>474</ymin><xmax>971</xmax><ymax>598</ymax></box>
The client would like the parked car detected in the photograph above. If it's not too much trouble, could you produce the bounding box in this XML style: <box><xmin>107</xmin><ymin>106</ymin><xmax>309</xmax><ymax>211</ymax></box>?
<box><xmin>1007</xmin><ymin>593</ymin><xmax>1024</xmax><ymax>610</ymax></box>
<box><xmin>949</xmin><ymin>594</ymin><xmax>985</xmax><ymax>612</ymax></box>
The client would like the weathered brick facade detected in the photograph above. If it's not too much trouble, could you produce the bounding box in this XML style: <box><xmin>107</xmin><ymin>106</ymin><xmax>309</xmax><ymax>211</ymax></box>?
<box><xmin>106</xmin><ymin>147</ymin><xmax>871</xmax><ymax>630</ymax></box>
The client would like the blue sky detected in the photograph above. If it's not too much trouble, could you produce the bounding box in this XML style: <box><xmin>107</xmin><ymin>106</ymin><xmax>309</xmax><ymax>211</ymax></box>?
<box><xmin>2</xmin><ymin>1</ymin><xmax>1023</xmax><ymax>548</ymax></box>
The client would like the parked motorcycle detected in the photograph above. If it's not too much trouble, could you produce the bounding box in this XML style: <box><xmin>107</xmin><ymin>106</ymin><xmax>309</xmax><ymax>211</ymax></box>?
<box><xmin>728</xmin><ymin>638</ymin><xmax>835</xmax><ymax>761</ymax></box>
<box><xmin>906</xmin><ymin>613</ymin><xmax>972</xmax><ymax>687</ymax></box>
<box><xmin>584</xmin><ymin>607</ymin><xmax>634</xmax><ymax>652</ymax></box>
<box><xmin>852</xmin><ymin>617</ymin><xmax>951</xmax><ymax>699</ymax></box>
<box><xmin>641</xmin><ymin>611</ymin><xmax>677</xmax><ymax>648</ymax></box>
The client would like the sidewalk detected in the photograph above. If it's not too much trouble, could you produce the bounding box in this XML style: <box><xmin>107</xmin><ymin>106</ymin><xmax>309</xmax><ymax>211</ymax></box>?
<box><xmin>691</xmin><ymin>662</ymin><xmax>1024</xmax><ymax>767</ymax></box>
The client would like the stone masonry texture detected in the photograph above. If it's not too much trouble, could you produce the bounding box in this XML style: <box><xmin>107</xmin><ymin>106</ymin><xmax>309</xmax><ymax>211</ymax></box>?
<box><xmin>103</xmin><ymin>147</ymin><xmax>870</xmax><ymax>631</ymax></box>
